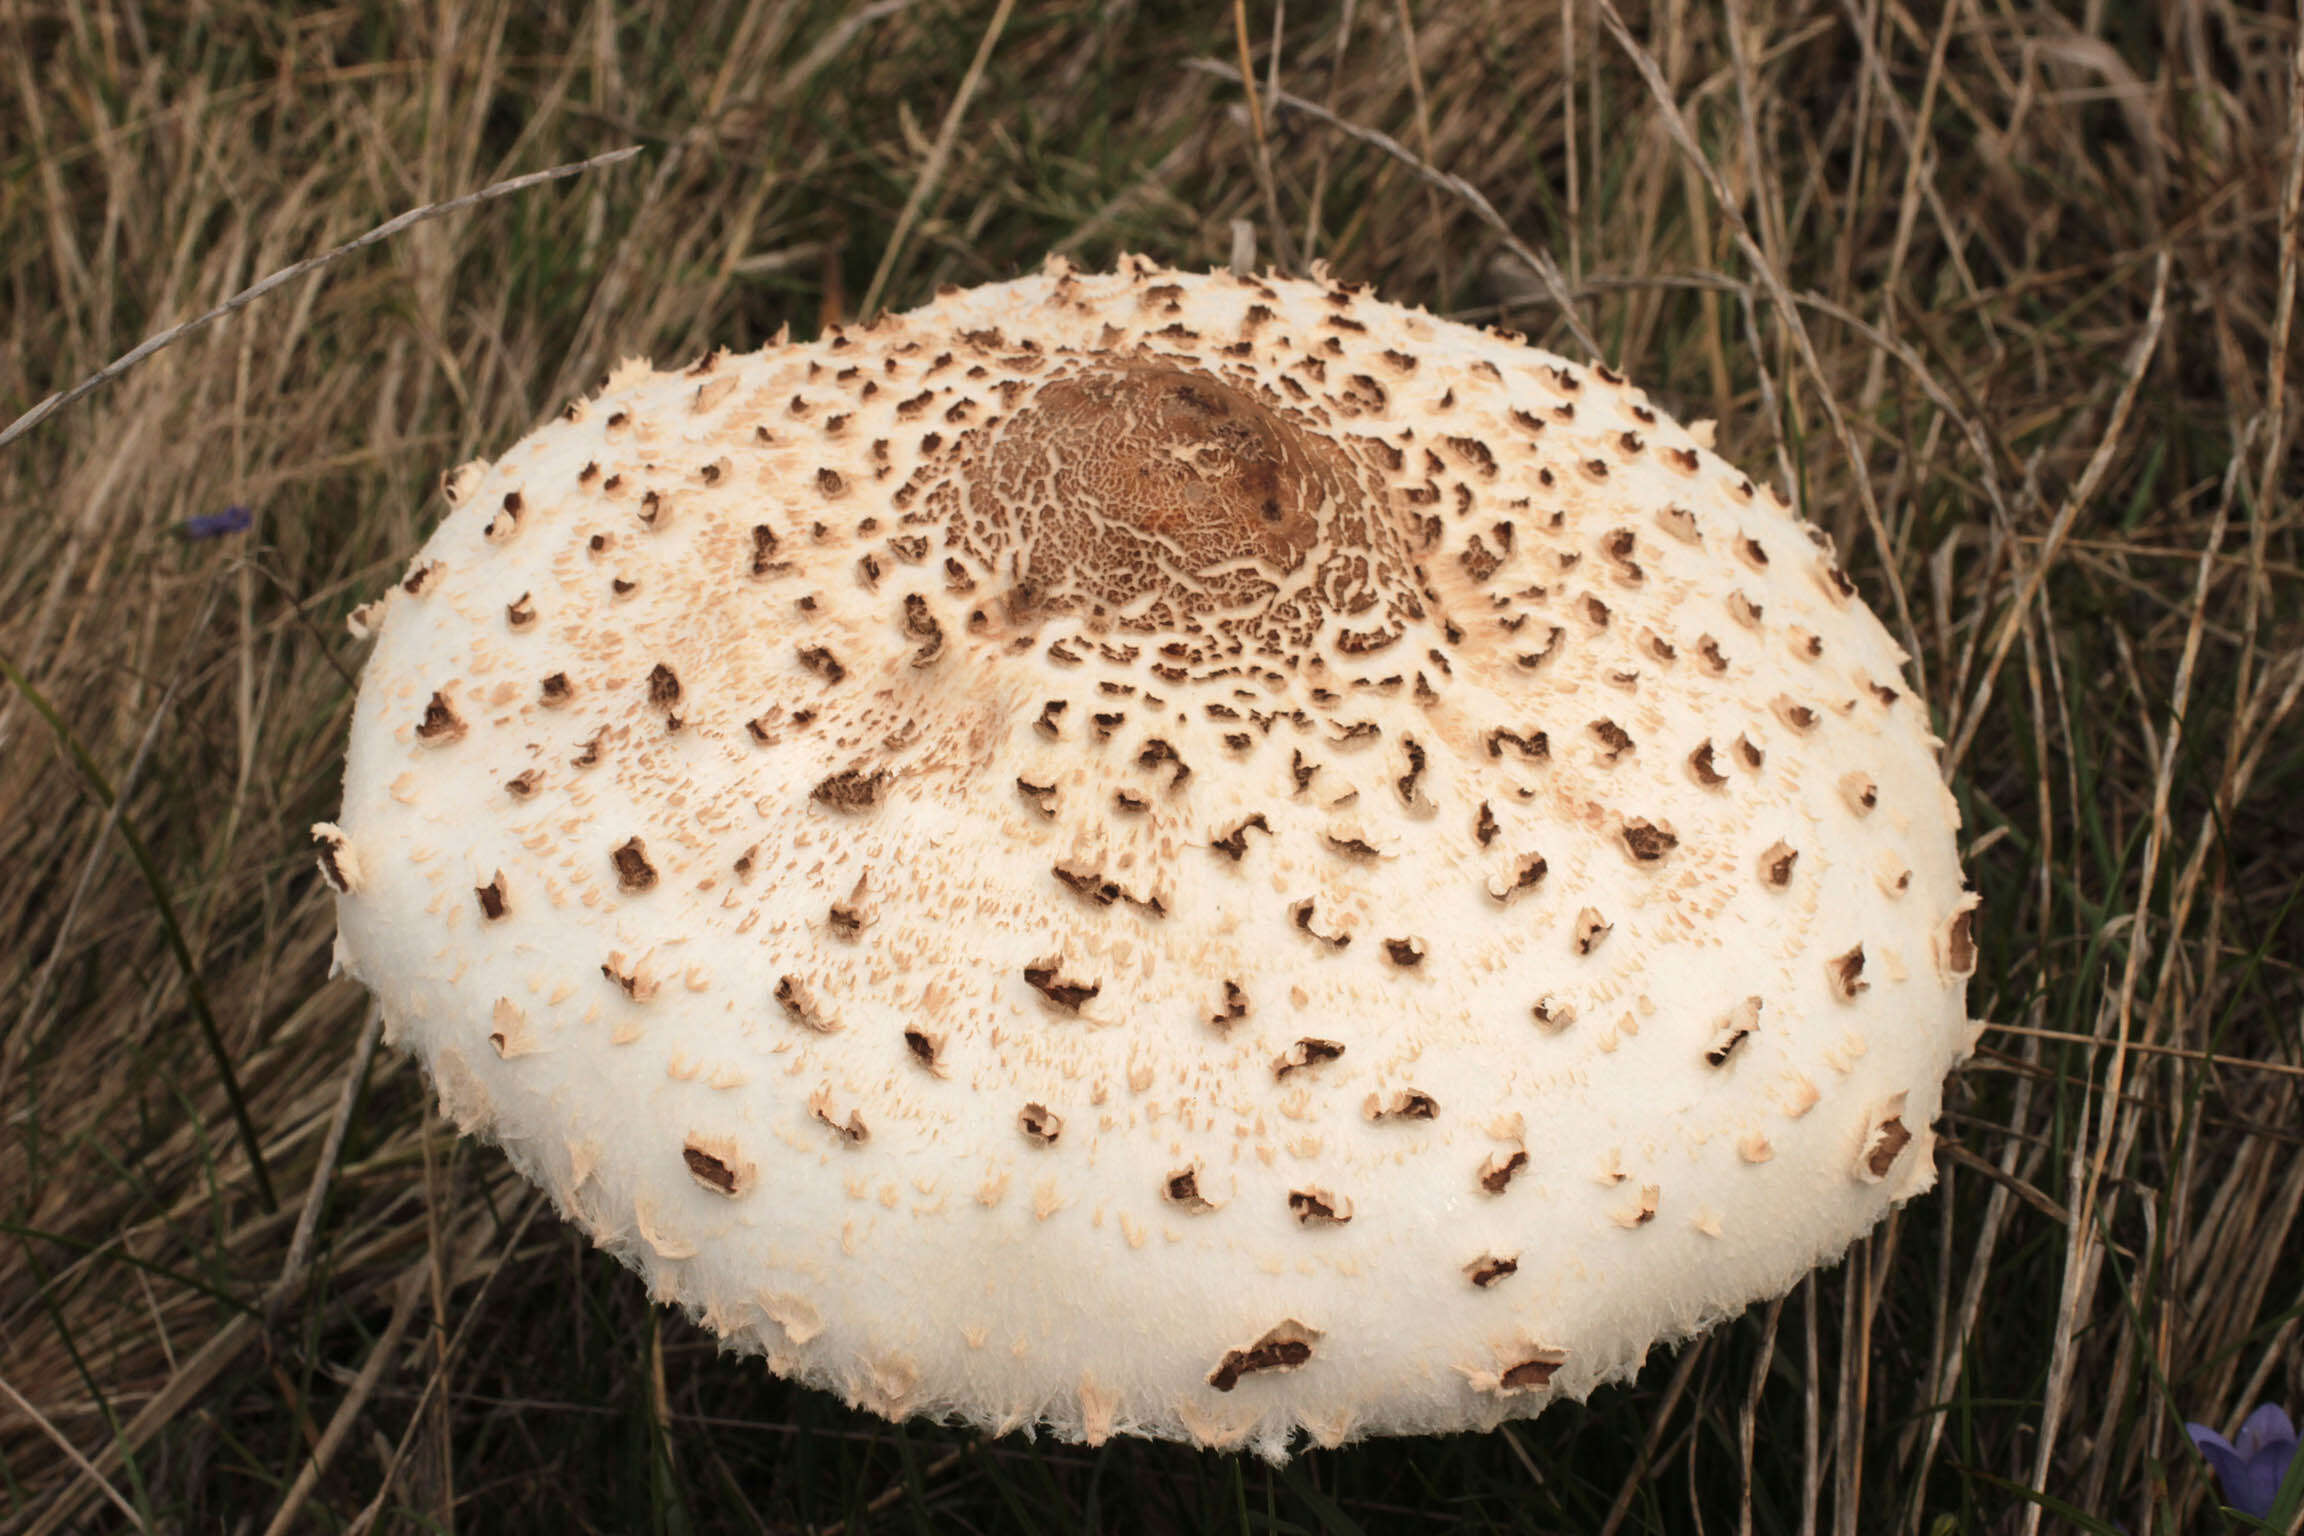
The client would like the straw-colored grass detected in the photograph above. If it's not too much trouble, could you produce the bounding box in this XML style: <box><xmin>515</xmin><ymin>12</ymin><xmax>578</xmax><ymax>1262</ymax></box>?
<box><xmin>2</xmin><ymin>2</ymin><xmax>2298</xmax><ymax>1531</ymax></box>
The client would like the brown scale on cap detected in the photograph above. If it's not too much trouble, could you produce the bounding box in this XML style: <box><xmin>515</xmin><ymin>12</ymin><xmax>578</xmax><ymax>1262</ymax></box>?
<box><xmin>1828</xmin><ymin>945</ymin><xmax>1871</xmax><ymax>1001</ymax></box>
<box><xmin>798</xmin><ymin>645</ymin><xmax>846</xmax><ymax>685</ymax></box>
<box><xmin>1288</xmin><ymin>1188</ymin><xmax>1354</xmax><ymax>1225</ymax></box>
<box><xmin>475</xmin><ymin>873</ymin><xmax>510</xmax><ymax>921</ymax></box>
<box><xmin>1486</xmin><ymin>727</ymin><xmax>1549</xmax><ymax>761</ymax></box>
<box><xmin>1135</xmin><ymin>738</ymin><xmax>1191</xmax><ymax>789</ymax></box>
<box><xmin>600</xmin><ymin>952</ymin><xmax>655</xmax><ymax>1001</ymax></box>
<box><xmin>1207</xmin><ymin>1320</ymin><xmax>1320</xmax><ymax>1392</ymax></box>
<box><xmin>1487</xmin><ymin>851</ymin><xmax>1549</xmax><ymax>904</ymax></box>
<box><xmin>683</xmin><ymin>1138</ymin><xmax>753</xmax><ymax>1197</ymax></box>
<box><xmin>415</xmin><ymin>692</ymin><xmax>465</xmax><ymax>746</ymax></box>
<box><xmin>611</xmin><ymin>838</ymin><xmax>657</xmax><ymax>894</ymax></box>
<box><xmin>903</xmin><ymin>1028</ymin><xmax>946</xmax><ymax>1073</ymax></box>
<box><xmin>1465</xmin><ymin>1253</ymin><xmax>1519</xmax><ymax>1287</ymax></box>
<box><xmin>1364</xmin><ymin>1088</ymin><xmax>1438</xmax><ymax>1121</ymax></box>
<box><xmin>775</xmin><ymin>974</ymin><xmax>838</xmax><ymax>1032</ymax></box>
<box><xmin>1497</xmin><ymin>1348</ymin><xmax>1571</xmax><ymax>1392</ymax></box>
<box><xmin>484</xmin><ymin>493</ymin><xmax>522</xmax><ymax>543</ymax></box>
<box><xmin>810</xmin><ymin>768</ymin><xmax>888</xmax><ymax>812</ymax></box>
<box><xmin>1620</xmin><ymin>820</ymin><xmax>1677</xmax><ymax>862</ymax></box>
<box><xmin>826</xmin><ymin>875</ymin><xmax>873</xmax><ymax>939</ymax></box>
<box><xmin>1478</xmin><ymin>1148</ymin><xmax>1530</xmax><ymax>1195</ymax></box>
<box><xmin>311</xmin><ymin>824</ymin><xmax>361</xmax><ymax>894</ymax></box>
<box><xmin>1859</xmin><ymin>1101</ymin><xmax>1914</xmax><ymax>1181</ymax></box>
<box><xmin>809</xmin><ymin>1090</ymin><xmax>869</xmax><ymax>1145</ymax></box>
<box><xmin>1023</xmin><ymin>958</ymin><xmax>1100</xmax><ymax>1012</ymax></box>
<box><xmin>1611</xmin><ymin>1185</ymin><xmax>1661</xmax><ymax>1227</ymax></box>
<box><xmin>1290</xmin><ymin>897</ymin><xmax>1352</xmax><ymax>949</ymax></box>
<box><xmin>1865</xmin><ymin>1117</ymin><xmax>1911</xmax><ymax>1177</ymax></box>
<box><xmin>1706</xmin><ymin>997</ymin><xmax>1763</xmax><ymax>1066</ymax></box>
<box><xmin>1943</xmin><ymin>894</ymin><xmax>1982</xmax><ymax>978</ymax></box>
<box><xmin>1017</xmin><ymin>1103</ymin><xmax>1063</xmax><ymax>1145</ymax></box>
<box><xmin>1016</xmin><ymin>777</ymin><xmax>1059</xmax><ymax>818</ymax></box>
<box><xmin>1773</xmin><ymin>696</ymin><xmax>1820</xmax><ymax>734</ymax></box>
<box><xmin>1163</xmin><ymin>1166</ymin><xmax>1219</xmax><ymax>1212</ymax></box>
<box><xmin>749</xmin><ymin>524</ymin><xmax>785</xmax><ymax>578</ymax></box>
<box><xmin>1274</xmin><ymin>1038</ymin><xmax>1346</xmax><ymax>1078</ymax></box>
<box><xmin>901</xmin><ymin>593</ymin><xmax>946</xmax><ymax>665</ymax></box>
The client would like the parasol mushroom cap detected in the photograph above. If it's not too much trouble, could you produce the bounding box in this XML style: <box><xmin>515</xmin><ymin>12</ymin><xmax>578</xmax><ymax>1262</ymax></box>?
<box><xmin>322</xmin><ymin>256</ymin><xmax>1978</xmax><ymax>1459</ymax></box>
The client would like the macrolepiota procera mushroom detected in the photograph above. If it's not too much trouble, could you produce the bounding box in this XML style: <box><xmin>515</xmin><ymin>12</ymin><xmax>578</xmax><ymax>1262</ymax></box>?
<box><xmin>317</xmin><ymin>256</ymin><xmax>1980</xmax><ymax>1459</ymax></box>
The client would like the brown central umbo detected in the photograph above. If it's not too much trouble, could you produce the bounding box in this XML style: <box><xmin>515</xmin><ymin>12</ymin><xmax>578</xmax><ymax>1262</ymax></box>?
<box><xmin>959</xmin><ymin>363</ymin><xmax>1423</xmax><ymax>653</ymax></box>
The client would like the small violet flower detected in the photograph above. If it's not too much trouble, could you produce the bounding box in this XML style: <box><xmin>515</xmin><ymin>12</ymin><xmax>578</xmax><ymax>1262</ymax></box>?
<box><xmin>180</xmin><ymin>504</ymin><xmax>252</xmax><ymax>540</ymax></box>
<box><xmin>2186</xmin><ymin>1403</ymin><xmax>2298</xmax><ymax>1519</ymax></box>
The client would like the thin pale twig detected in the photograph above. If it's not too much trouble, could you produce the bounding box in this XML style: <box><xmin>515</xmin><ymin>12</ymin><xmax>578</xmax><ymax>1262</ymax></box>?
<box><xmin>1738</xmin><ymin>1295</ymin><xmax>1784</xmax><ymax>1536</ymax></box>
<box><xmin>263</xmin><ymin>1005</ymin><xmax>386</xmax><ymax>1326</ymax></box>
<box><xmin>0</xmin><ymin>1372</ymin><xmax>146</xmax><ymax>1531</ymax></box>
<box><xmin>259</xmin><ymin>1262</ymin><xmax>427</xmax><ymax>1536</ymax></box>
<box><xmin>858</xmin><ymin>0</ymin><xmax>1018</xmax><ymax>322</ymax></box>
<box><xmin>1184</xmin><ymin>57</ymin><xmax>1602</xmax><ymax>359</ymax></box>
<box><xmin>1945</xmin><ymin>253</ymin><xmax>2170</xmax><ymax>772</ymax></box>
<box><xmin>1298</xmin><ymin>0</ymin><xmax>1359</xmax><ymax>260</ymax></box>
<box><xmin>816</xmin><ymin>1445</ymin><xmax>968</xmax><ymax>1536</ymax></box>
<box><xmin>1234</xmin><ymin>0</ymin><xmax>1302</xmax><ymax>275</ymax></box>
<box><xmin>0</xmin><ymin>147</ymin><xmax>642</xmax><ymax>451</ymax></box>
<box><xmin>1597</xmin><ymin>0</ymin><xmax>1926</xmax><ymax>698</ymax></box>
<box><xmin>22</xmin><ymin>1315</ymin><xmax>260</xmax><ymax>1536</ymax></box>
<box><xmin>1801</xmin><ymin>1278</ymin><xmax>1820</xmax><ymax>1536</ymax></box>
<box><xmin>1982</xmin><ymin>1020</ymin><xmax>2304</xmax><ymax>1080</ymax></box>
<box><xmin>1391</xmin><ymin>0</ymin><xmax>1450</xmax><ymax>300</ymax></box>
<box><xmin>343</xmin><ymin>1197</ymin><xmax>546</xmax><ymax>1536</ymax></box>
<box><xmin>5</xmin><ymin>573</ymin><xmax>229</xmax><ymax>1101</ymax></box>
<box><xmin>1599</xmin><ymin>1340</ymin><xmax>1707</xmax><ymax>1536</ymax></box>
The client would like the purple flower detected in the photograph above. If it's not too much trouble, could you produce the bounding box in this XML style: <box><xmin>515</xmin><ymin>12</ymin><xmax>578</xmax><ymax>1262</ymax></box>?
<box><xmin>2186</xmin><ymin>1403</ymin><xmax>2297</xmax><ymax>1519</ymax></box>
<box><xmin>180</xmin><ymin>504</ymin><xmax>253</xmax><ymax>540</ymax></box>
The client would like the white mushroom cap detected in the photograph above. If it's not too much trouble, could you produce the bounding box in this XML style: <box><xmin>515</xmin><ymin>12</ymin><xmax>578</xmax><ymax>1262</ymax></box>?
<box><xmin>324</xmin><ymin>256</ymin><xmax>1978</xmax><ymax>1459</ymax></box>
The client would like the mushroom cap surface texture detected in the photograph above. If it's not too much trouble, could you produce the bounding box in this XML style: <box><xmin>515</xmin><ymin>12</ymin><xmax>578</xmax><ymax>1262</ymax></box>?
<box><xmin>324</xmin><ymin>257</ymin><xmax>1978</xmax><ymax>1459</ymax></box>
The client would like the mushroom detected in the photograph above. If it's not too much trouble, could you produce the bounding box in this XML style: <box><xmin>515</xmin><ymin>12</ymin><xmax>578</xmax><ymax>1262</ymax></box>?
<box><xmin>321</xmin><ymin>256</ymin><xmax>1976</xmax><ymax>1461</ymax></box>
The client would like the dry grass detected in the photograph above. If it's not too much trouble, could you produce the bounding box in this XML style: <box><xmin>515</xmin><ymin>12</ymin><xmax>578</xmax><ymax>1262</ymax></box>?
<box><xmin>2</xmin><ymin>1</ymin><xmax>2299</xmax><ymax>1531</ymax></box>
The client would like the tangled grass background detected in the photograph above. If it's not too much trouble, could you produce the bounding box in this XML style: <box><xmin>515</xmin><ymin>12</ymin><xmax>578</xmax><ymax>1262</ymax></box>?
<box><xmin>2</xmin><ymin>2</ymin><xmax>2300</xmax><ymax>1530</ymax></box>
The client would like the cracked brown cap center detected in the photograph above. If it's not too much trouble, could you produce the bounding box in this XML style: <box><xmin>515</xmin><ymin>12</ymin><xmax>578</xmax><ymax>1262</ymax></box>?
<box><xmin>962</xmin><ymin>363</ymin><xmax>1409</xmax><ymax>643</ymax></box>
